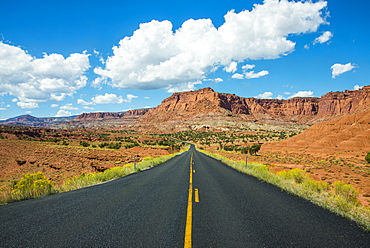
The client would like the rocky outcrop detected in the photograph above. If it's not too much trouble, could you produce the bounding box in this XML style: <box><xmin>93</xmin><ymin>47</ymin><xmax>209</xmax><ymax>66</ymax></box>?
<box><xmin>59</xmin><ymin>109</ymin><xmax>150</xmax><ymax>128</ymax></box>
<box><xmin>138</xmin><ymin>86</ymin><xmax>370</xmax><ymax>129</ymax></box>
<box><xmin>316</xmin><ymin>86</ymin><xmax>370</xmax><ymax>118</ymax></box>
<box><xmin>74</xmin><ymin>109</ymin><xmax>149</xmax><ymax>120</ymax></box>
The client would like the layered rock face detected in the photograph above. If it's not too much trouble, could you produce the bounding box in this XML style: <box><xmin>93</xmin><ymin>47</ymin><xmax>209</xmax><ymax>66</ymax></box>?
<box><xmin>61</xmin><ymin>109</ymin><xmax>150</xmax><ymax>128</ymax></box>
<box><xmin>317</xmin><ymin>86</ymin><xmax>370</xmax><ymax>116</ymax></box>
<box><xmin>74</xmin><ymin>109</ymin><xmax>149</xmax><ymax>120</ymax></box>
<box><xmin>138</xmin><ymin>86</ymin><xmax>370</xmax><ymax>129</ymax></box>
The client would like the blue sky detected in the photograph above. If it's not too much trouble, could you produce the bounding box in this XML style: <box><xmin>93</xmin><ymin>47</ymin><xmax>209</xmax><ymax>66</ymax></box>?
<box><xmin>0</xmin><ymin>0</ymin><xmax>369</xmax><ymax>119</ymax></box>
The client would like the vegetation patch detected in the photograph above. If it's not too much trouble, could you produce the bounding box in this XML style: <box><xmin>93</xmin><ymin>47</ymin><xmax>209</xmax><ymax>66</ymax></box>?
<box><xmin>198</xmin><ymin>148</ymin><xmax>370</xmax><ymax>231</ymax></box>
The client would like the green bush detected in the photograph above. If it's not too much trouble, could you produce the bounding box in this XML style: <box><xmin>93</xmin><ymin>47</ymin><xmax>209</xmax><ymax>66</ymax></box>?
<box><xmin>107</xmin><ymin>142</ymin><xmax>121</xmax><ymax>149</ymax></box>
<box><xmin>365</xmin><ymin>151</ymin><xmax>370</xmax><ymax>163</ymax></box>
<box><xmin>80</xmin><ymin>141</ymin><xmax>90</xmax><ymax>147</ymax></box>
<box><xmin>12</xmin><ymin>172</ymin><xmax>55</xmax><ymax>200</ymax></box>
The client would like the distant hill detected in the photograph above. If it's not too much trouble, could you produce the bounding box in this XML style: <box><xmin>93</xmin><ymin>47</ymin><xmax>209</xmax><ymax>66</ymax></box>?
<box><xmin>0</xmin><ymin>115</ymin><xmax>76</xmax><ymax>127</ymax></box>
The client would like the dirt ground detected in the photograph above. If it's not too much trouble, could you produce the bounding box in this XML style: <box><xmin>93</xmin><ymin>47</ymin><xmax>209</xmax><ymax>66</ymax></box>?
<box><xmin>0</xmin><ymin>139</ymin><xmax>173</xmax><ymax>193</ymax></box>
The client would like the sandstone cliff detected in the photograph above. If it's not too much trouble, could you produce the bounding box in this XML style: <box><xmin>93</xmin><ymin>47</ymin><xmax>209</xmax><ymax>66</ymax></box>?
<box><xmin>138</xmin><ymin>86</ymin><xmax>370</xmax><ymax>130</ymax></box>
<box><xmin>59</xmin><ymin>109</ymin><xmax>150</xmax><ymax>128</ymax></box>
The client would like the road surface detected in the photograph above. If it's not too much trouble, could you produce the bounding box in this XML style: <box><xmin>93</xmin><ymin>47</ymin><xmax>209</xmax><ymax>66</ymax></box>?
<box><xmin>1</xmin><ymin>145</ymin><xmax>369</xmax><ymax>247</ymax></box>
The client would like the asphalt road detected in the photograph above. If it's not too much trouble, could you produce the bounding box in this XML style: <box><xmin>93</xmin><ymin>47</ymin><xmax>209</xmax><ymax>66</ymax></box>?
<box><xmin>0</xmin><ymin>145</ymin><xmax>369</xmax><ymax>247</ymax></box>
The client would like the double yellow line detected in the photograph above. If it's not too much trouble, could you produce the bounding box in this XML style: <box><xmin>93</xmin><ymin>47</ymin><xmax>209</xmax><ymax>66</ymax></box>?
<box><xmin>184</xmin><ymin>153</ymin><xmax>199</xmax><ymax>248</ymax></box>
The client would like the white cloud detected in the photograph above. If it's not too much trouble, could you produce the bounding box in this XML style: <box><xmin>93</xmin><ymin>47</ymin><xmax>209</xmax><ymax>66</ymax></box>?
<box><xmin>77</xmin><ymin>99</ymin><xmax>93</xmax><ymax>105</ymax></box>
<box><xmin>94</xmin><ymin>0</ymin><xmax>327</xmax><ymax>92</ymax></box>
<box><xmin>17</xmin><ymin>102</ymin><xmax>39</xmax><ymax>109</ymax></box>
<box><xmin>255</xmin><ymin>92</ymin><xmax>273</xmax><ymax>99</ymax></box>
<box><xmin>55</xmin><ymin>109</ymin><xmax>72</xmax><ymax>117</ymax></box>
<box><xmin>232</xmin><ymin>73</ymin><xmax>244</xmax><ymax>79</ymax></box>
<box><xmin>91</xmin><ymin>93</ymin><xmax>126</xmax><ymax>104</ymax></box>
<box><xmin>51</xmin><ymin>104</ymin><xmax>59</xmax><ymax>108</ymax></box>
<box><xmin>12</xmin><ymin>98</ymin><xmax>18</xmax><ymax>102</ymax></box>
<box><xmin>60</xmin><ymin>103</ymin><xmax>79</xmax><ymax>110</ymax></box>
<box><xmin>245</xmin><ymin>70</ymin><xmax>269</xmax><ymax>79</ymax></box>
<box><xmin>0</xmin><ymin>108</ymin><xmax>6</xmax><ymax>110</ymax></box>
<box><xmin>354</xmin><ymin>85</ymin><xmax>363</xmax><ymax>90</ymax></box>
<box><xmin>314</xmin><ymin>31</ymin><xmax>333</xmax><ymax>44</ymax></box>
<box><xmin>289</xmin><ymin>91</ymin><xmax>314</xmax><ymax>98</ymax></box>
<box><xmin>241</xmin><ymin>64</ymin><xmax>255</xmax><ymax>70</ymax></box>
<box><xmin>78</xmin><ymin>93</ymin><xmax>139</xmax><ymax>105</ymax></box>
<box><xmin>331</xmin><ymin>63</ymin><xmax>356</xmax><ymax>78</ymax></box>
<box><xmin>213</xmin><ymin>78</ymin><xmax>223</xmax><ymax>83</ymax></box>
<box><xmin>83</xmin><ymin>106</ymin><xmax>94</xmax><ymax>110</ymax></box>
<box><xmin>224</xmin><ymin>61</ymin><xmax>238</xmax><ymax>73</ymax></box>
<box><xmin>0</xmin><ymin>42</ymin><xmax>90</xmax><ymax>103</ymax></box>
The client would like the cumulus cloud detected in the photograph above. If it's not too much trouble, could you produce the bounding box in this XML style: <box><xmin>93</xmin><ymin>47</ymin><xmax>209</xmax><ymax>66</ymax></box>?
<box><xmin>60</xmin><ymin>103</ymin><xmax>79</xmax><ymax>110</ymax></box>
<box><xmin>224</xmin><ymin>61</ymin><xmax>238</xmax><ymax>73</ymax></box>
<box><xmin>0</xmin><ymin>42</ymin><xmax>90</xmax><ymax>103</ymax></box>
<box><xmin>245</xmin><ymin>70</ymin><xmax>269</xmax><ymax>79</ymax></box>
<box><xmin>232</xmin><ymin>73</ymin><xmax>245</xmax><ymax>80</ymax></box>
<box><xmin>255</xmin><ymin>92</ymin><xmax>273</xmax><ymax>99</ymax></box>
<box><xmin>55</xmin><ymin>109</ymin><xmax>72</xmax><ymax>117</ymax></box>
<box><xmin>78</xmin><ymin>93</ymin><xmax>139</xmax><ymax>105</ymax></box>
<box><xmin>94</xmin><ymin>0</ymin><xmax>328</xmax><ymax>92</ymax></box>
<box><xmin>83</xmin><ymin>106</ymin><xmax>94</xmax><ymax>110</ymax></box>
<box><xmin>289</xmin><ymin>91</ymin><xmax>314</xmax><ymax>98</ymax></box>
<box><xmin>91</xmin><ymin>93</ymin><xmax>127</xmax><ymax>104</ymax></box>
<box><xmin>241</xmin><ymin>64</ymin><xmax>255</xmax><ymax>70</ymax></box>
<box><xmin>314</xmin><ymin>31</ymin><xmax>333</xmax><ymax>44</ymax></box>
<box><xmin>17</xmin><ymin>102</ymin><xmax>39</xmax><ymax>109</ymax></box>
<box><xmin>331</xmin><ymin>63</ymin><xmax>356</xmax><ymax>78</ymax></box>
<box><xmin>232</xmin><ymin>64</ymin><xmax>269</xmax><ymax>79</ymax></box>
<box><xmin>213</xmin><ymin>78</ymin><xmax>224</xmax><ymax>83</ymax></box>
<box><xmin>354</xmin><ymin>85</ymin><xmax>363</xmax><ymax>90</ymax></box>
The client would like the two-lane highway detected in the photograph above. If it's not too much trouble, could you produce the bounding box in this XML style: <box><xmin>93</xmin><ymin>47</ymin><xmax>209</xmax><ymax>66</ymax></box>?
<box><xmin>0</xmin><ymin>145</ymin><xmax>369</xmax><ymax>247</ymax></box>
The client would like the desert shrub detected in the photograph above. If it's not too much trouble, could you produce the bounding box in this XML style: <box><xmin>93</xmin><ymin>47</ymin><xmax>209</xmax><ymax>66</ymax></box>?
<box><xmin>80</xmin><ymin>141</ymin><xmax>90</xmax><ymax>147</ymax></box>
<box><xmin>333</xmin><ymin>181</ymin><xmax>359</xmax><ymax>203</ymax></box>
<box><xmin>107</xmin><ymin>142</ymin><xmax>121</xmax><ymax>149</ymax></box>
<box><xmin>12</xmin><ymin>172</ymin><xmax>55</xmax><ymax>200</ymax></box>
<box><xmin>98</xmin><ymin>142</ymin><xmax>109</xmax><ymax>148</ymax></box>
<box><xmin>277</xmin><ymin>168</ymin><xmax>308</xmax><ymax>184</ymax></box>
<box><xmin>302</xmin><ymin>179</ymin><xmax>329</xmax><ymax>193</ymax></box>
<box><xmin>365</xmin><ymin>151</ymin><xmax>370</xmax><ymax>163</ymax></box>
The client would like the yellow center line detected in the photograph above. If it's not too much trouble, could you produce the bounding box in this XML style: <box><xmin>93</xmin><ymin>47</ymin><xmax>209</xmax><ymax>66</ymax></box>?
<box><xmin>194</xmin><ymin>189</ymin><xmax>199</xmax><ymax>203</ymax></box>
<box><xmin>184</xmin><ymin>154</ymin><xmax>193</xmax><ymax>248</ymax></box>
